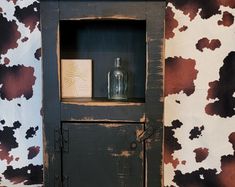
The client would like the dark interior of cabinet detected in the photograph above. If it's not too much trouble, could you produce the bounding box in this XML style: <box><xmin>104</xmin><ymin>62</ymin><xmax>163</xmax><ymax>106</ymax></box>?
<box><xmin>60</xmin><ymin>20</ymin><xmax>146</xmax><ymax>101</ymax></box>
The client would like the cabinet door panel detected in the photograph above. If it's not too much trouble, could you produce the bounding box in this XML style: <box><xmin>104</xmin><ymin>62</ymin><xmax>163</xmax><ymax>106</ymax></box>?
<box><xmin>62</xmin><ymin>122</ymin><xmax>144</xmax><ymax>187</ymax></box>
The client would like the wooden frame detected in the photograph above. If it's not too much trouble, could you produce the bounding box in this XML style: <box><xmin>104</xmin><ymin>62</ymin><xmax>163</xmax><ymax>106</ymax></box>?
<box><xmin>41</xmin><ymin>1</ymin><xmax>165</xmax><ymax>186</ymax></box>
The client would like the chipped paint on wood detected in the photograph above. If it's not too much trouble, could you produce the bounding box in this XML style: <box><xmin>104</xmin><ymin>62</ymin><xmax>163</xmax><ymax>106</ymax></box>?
<box><xmin>62</xmin><ymin>122</ymin><xmax>143</xmax><ymax>186</ymax></box>
<box><xmin>107</xmin><ymin>147</ymin><xmax>114</xmax><ymax>152</ymax></box>
<box><xmin>62</xmin><ymin>99</ymin><xmax>143</xmax><ymax>107</ymax></box>
<box><xmin>162</xmin><ymin>36</ymin><xmax>166</xmax><ymax>98</ymax></box>
<box><xmin>98</xmin><ymin>123</ymin><xmax>124</xmax><ymax>128</ymax></box>
<box><xmin>61</xmin><ymin>101</ymin><xmax>145</xmax><ymax>122</ymax></box>
<box><xmin>112</xmin><ymin>150</ymin><xmax>134</xmax><ymax>158</ymax></box>
<box><xmin>156</xmin><ymin>119</ymin><xmax>163</xmax><ymax>123</ymax></box>
<box><xmin>65</xmin><ymin>15</ymin><xmax>139</xmax><ymax>21</ymax></box>
<box><xmin>145</xmin><ymin>156</ymin><xmax>148</xmax><ymax>187</ymax></box>
<box><xmin>146</xmin><ymin>141</ymin><xmax>153</xmax><ymax>151</ymax></box>
<box><xmin>140</xmin><ymin>114</ymin><xmax>146</xmax><ymax>122</ymax></box>
<box><xmin>136</xmin><ymin>128</ymin><xmax>143</xmax><ymax>138</ymax></box>
<box><xmin>80</xmin><ymin>117</ymin><xmax>94</xmax><ymax>121</ymax></box>
<box><xmin>43</xmin><ymin>128</ymin><xmax>49</xmax><ymax>169</ymax></box>
<box><xmin>139</xmin><ymin>150</ymin><xmax>144</xmax><ymax>160</ymax></box>
<box><xmin>146</xmin><ymin>35</ymin><xmax>149</xmax><ymax>90</ymax></box>
<box><xmin>160</xmin><ymin>138</ymin><xmax>164</xmax><ymax>187</ymax></box>
<box><xmin>71</xmin><ymin>118</ymin><xmax>136</xmax><ymax>123</ymax></box>
<box><xmin>51</xmin><ymin>153</ymin><xmax>55</xmax><ymax>161</ymax></box>
<box><xmin>145</xmin><ymin>117</ymin><xmax>150</xmax><ymax>123</ymax></box>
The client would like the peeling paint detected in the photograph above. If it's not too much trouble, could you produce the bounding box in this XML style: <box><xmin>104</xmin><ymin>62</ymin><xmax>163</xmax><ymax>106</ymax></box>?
<box><xmin>140</xmin><ymin>114</ymin><xmax>146</xmax><ymax>122</ymax></box>
<box><xmin>136</xmin><ymin>129</ymin><xmax>143</xmax><ymax>138</ymax></box>
<box><xmin>112</xmin><ymin>151</ymin><xmax>134</xmax><ymax>158</ymax></box>
<box><xmin>146</xmin><ymin>141</ymin><xmax>152</xmax><ymax>150</ymax></box>
<box><xmin>51</xmin><ymin>154</ymin><xmax>55</xmax><ymax>161</ymax></box>
<box><xmin>67</xmin><ymin>15</ymin><xmax>138</xmax><ymax>21</ymax></box>
<box><xmin>107</xmin><ymin>147</ymin><xmax>114</xmax><ymax>152</ymax></box>
<box><xmin>98</xmin><ymin>123</ymin><xmax>124</xmax><ymax>128</ymax></box>
<box><xmin>70</xmin><ymin>118</ymin><xmax>137</xmax><ymax>123</ymax></box>
<box><xmin>43</xmin><ymin>129</ymin><xmax>48</xmax><ymax>169</ymax></box>
<box><xmin>81</xmin><ymin>117</ymin><xmax>94</xmax><ymax>121</ymax></box>
<box><xmin>145</xmin><ymin>117</ymin><xmax>150</xmax><ymax>123</ymax></box>
<box><xmin>139</xmin><ymin>150</ymin><xmax>144</xmax><ymax>160</ymax></box>
<box><xmin>62</xmin><ymin>99</ymin><xmax>143</xmax><ymax>106</ymax></box>
<box><xmin>161</xmin><ymin>37</ymin><xmax>165</xmax><ymax>98</ymax></box>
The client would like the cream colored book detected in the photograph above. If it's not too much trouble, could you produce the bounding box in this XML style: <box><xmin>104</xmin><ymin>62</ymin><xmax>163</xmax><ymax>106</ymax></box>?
<box><xmin>61</xmin><ymin>59</ymin><xmax>92</xmax><ymax>98</ymax></box>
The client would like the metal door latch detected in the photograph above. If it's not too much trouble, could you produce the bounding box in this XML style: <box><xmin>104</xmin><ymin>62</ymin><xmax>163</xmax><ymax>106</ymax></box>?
<box><xmin>130</xmin><ymin>126</ymin><xmax>155</xmax><ymax>149</ymax></box>
<box><xmin>137</xmin><ymin>126</ymin><xmax>155</xmax><ymax>142</ymax></box>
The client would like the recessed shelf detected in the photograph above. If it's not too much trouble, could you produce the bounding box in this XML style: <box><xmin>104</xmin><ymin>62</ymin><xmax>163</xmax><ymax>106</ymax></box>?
<box><xmin>60</xmin><ymin>19</ymin><xmax>146</xmax><ymax>101</ymax></box>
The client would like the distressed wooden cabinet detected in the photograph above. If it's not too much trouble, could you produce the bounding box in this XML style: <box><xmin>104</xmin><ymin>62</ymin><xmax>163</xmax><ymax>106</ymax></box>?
<box><xmin>41</xmin><ymin>1</ymin><xmax>164</xmax><ymax>187</ymax></box>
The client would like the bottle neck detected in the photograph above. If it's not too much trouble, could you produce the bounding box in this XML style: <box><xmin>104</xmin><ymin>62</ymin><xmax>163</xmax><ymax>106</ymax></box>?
<box><xmin>114</xmin><ymin>58</ymin><xmax>121</xmax><ymax>68</ymax></box>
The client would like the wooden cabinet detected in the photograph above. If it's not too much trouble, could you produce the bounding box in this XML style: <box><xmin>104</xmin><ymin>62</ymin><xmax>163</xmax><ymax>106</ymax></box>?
<box><xmin>41</xmin><ymin>1</ymin><xmax>164</xmax><ymax>187</ymax></box>
<box><xmin>62</xmin><ymin>122</ymin><xmax>144</xmax><ymax>187</ymax></box>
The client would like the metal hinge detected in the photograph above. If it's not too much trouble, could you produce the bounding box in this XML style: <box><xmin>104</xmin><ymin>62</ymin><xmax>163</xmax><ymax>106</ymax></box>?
<box><xmin>54</xmin><ymin>128</ymin><xmax>69</xmax><ymax>152</ymax></box>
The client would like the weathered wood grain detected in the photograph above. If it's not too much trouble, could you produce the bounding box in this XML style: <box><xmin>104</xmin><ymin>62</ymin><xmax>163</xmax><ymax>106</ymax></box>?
<box><xmin>61</xmin><ymin>102</ymin><xmax>145</xmax><ymax>122</ymax></box>
<box><xmin>145</xmin><ymin>2</ymin><xmax>165</xmax><ymax>187</ymax></box>
<box><xmin>59</xmin><ymin>1</ymin><xmax>147</xmax><ymax>20</ymax></box>
<box><xmin>40</xmin><ymin>1</ymin><xmax>61</xmax><ymax>186</ymax></box>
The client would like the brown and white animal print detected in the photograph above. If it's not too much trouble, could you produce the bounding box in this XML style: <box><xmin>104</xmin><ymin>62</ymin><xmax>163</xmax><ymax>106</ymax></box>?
<box><xmin>165</xmin><ymin>0</ymin><xmax>235</xmax><ymax>186</ymax></box>
<box><xmin>0</xmin><ymin>0</ymin><xmax>42</xmax><ymax>186</ymax></box>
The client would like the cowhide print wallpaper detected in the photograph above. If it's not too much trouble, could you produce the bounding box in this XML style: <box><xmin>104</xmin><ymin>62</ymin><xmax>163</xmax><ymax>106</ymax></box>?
<box><xmin>1</xmin><ymin>0</ymin><xmax>235</xmax><ymax>186</ymax></box>
<box><xmin>165</xmin><ymin>0</ymin><xmax>235</xmax><ymax>187</ymax></box>
<box><xmin>0</xmin><ymin>0</ymin><xmax>43</xmax><ymax>186</ymax></box>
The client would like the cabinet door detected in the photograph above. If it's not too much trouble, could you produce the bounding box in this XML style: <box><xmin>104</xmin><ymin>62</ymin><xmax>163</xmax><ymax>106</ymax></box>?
<box><xmin>62</xmin><ymin>122</ymin><xmax>144</xmax><ymax>187</ymax></box>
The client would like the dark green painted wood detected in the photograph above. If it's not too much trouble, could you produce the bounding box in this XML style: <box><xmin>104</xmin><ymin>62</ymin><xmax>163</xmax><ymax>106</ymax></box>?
<box><xmin>145</xmin><ymin>2</ymin><xmax>165</xmax><ymax>187</ymax></box>
<box><xmin>61</xmin><ymin>102</ymin><xmax>145</xmax><ymax>122</ymax></box>
<box><xmin>59</xmin><ymin>1</ymin><xmax>147</xmax><ymax>20</ymax></box>
<box><xmin>40</xmin><ymin>1</ymin><xmax>61</xmax><ymax>187</ymax></box>
<box><xmin>60</xmin><ymin>20</ymin><xmax>146</xmax><ymax>99</ymax></box>
<box><xmin>62</xmin><ymin>122</ymin><xmax>144</xmax><ymax>187</ymax></box>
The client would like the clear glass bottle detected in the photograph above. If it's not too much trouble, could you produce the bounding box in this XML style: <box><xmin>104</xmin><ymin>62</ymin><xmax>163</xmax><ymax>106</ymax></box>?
<box><xmin>108</xmin><ymin>58</ymin><xmax>128</xmax><ymax>100</ymax></box>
